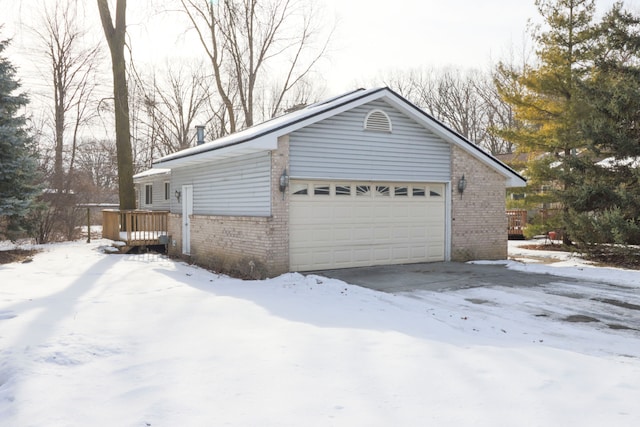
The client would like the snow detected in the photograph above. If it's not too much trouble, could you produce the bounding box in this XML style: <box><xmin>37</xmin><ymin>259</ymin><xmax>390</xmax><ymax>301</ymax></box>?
<box><xmin>596</xmin><ymin>156</ymin><xmax>640</xmax><ymax>169</ymax></box>
<box><xmin>503</xmin><ymin>240</ymin><xmax>640</xmax><ymax>287</ymax></box>
<box><xmin>1</xmin><ymin>240</ymin><xmax>639</xmax><ymax>426</ymax></box>
<box><xmin>118</xmin><ymin>231</ymin><xmax>167</xmax><ymax>241</ymax></box>
<box><xmin>132</xmin><ymin>168</ymin><xmax>170</xmax><ymax>179</ymax></box>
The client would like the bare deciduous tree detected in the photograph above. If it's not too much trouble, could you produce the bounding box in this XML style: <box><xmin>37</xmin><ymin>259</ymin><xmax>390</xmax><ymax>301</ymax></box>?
<box><xmin>97</xmin><ymin>0</ymin><xmax>136</xmax><ymax>210</ymax></box>
<box><xmin>24</xmin><ymin>1</ymin><xmax>104</xmax><ymax>242</ymax></box>
<box><xmin>34</xmin><ymin>0</ymin><xmax>101</xmax><ymax>194</ymax></box>
<box><xmin>179</xmin><ymin>0</ymin><xmax>332</xmax><ymax>134</ymax></box>
<box><xmin>131</xmin><ymin>61</ymin><xmax>213</xmax><ymax>167</ymax></box>
<box><xmin>377</xmin><ymin>67</ymin><xmax>515</xmax><ymax>155</ymax></box>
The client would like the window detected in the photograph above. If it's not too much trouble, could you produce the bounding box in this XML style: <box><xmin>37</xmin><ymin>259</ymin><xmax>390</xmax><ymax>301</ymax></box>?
<box><xmin>291</xmin><ymin>183</ymin><xmax>308</xmax><ymax>195</ymax></box>
<box><xmin>145</xmin><ymin>184</ymin><xmax>153</xmax><ymax>205</ymax></box>
<box><xmin>412</xmin><ymin>186</ymin><xmax>426</xmax><ymax>197</ymax></box>
<box><xmin>356</xmin><ymin>185</ymin><xmax>371</xmax><ymax>196</ymax></box>
<box><xmin>394</xmin><ymin>186</ymin><xmax>408</xmax><ymax>197</ymax></box>
<box><xmin>375</xmin><ymin>186</ymin><xmax>390</xmax><ymax>196</ymax></box>
<box><xmin>430</xmin><ymin>189</ymin><xmax>442</xmax><ymax>197</ymax></box>
<box><xmin>164</xmin><ymin>182</ymin><xmax>170</xmax><ymax>201</ymax></box>
<box><xmin>313</xmin><ymin>184</ymin><xmax>330</xmax><ymax>195</ymax></box>
<box><xmin>335</xmin><ymin>185</ymin><xmax>351</xmax><ymax>196</ymax></box>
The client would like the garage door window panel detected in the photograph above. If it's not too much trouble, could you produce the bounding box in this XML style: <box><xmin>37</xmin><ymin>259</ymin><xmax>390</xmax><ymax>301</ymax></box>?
<box><xmin>356</xmin><ymin>185</ymin><xmax>372</xmax><ymax>196</ymax></box>
<box><xmin>412</xmin><ymin>186</ymin><xmax>426</xmax><ymax>197</ymax></box>
<box><xmin>291</xmin><ymin>183</ymin><xmax>309</xmax><ymax>195</ymax></box>
<box><xmin>375</xmin><ymin>186</ymin><xmax>390</xmax><ymax>197</ymax></box>
<box><xmin>394</xmin><ymin>186</ymin><xmax>409</xmax><ymax>197</ymax></box>
<box><xmin>313</xmin><ymin>184</ymin><xmax>330</xmax><ymax>195</ymax></box>
<box><xmin>335</xmin><ymin>185</ymin><xmax>351</xmax><ymax>196</ymax></box>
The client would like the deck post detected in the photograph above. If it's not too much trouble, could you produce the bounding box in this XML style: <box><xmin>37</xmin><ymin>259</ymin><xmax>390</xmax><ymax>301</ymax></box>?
<box><xmin>86</xmin><ymin>207</ymin><xmax>91</xmax><ymax>243</ymax></box>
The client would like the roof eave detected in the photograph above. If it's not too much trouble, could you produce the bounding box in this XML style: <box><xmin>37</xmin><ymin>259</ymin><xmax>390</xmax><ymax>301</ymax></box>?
<box><xmin>154</xmin><ymin>134</ymin><xmax>278</xmax><ymax>168</ymax></box>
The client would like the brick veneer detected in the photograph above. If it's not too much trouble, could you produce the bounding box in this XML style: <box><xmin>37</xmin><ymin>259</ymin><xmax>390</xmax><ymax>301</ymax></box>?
<box><xmin>450</xmin><ymin>145</ymin><xmax>508</xmax><ymax>261</ymax></box>
<box><xmin>167</xmin><ymin>136</ymin><xmax>290</xmax><ymax>279</ymax></box>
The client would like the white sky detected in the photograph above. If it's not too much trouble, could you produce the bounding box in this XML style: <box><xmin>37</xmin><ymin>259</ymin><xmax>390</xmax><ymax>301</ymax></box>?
<box><xmin>2</xmin><ymin>0</ymin><xmax>639</xmax><ymax>97</ymax></box>
<box><xmin>320</xmin><ymin>0</ymin><xmax>640</xmax><ymax>91</ymax></box>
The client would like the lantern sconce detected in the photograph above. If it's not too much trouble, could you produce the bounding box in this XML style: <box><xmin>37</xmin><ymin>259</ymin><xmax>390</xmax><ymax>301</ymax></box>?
<box><xmin>175</xmin><ymin>190</ymin><xmax>182</xmax><ymax>203</ymax></box>
<box><xmin>457</xmin><ymin>174</ymin><xmax>467</xmax><ymax>196</ymax></box>
<box><xmin>279</xmin><ymin>168</ymin><xmax>289</xmax><ymax>199</ymax></box>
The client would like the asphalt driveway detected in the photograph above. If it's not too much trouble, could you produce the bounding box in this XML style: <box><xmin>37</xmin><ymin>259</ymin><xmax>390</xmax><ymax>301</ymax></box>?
<box><xmin>318</xmin><ymin>262</ymin><xmax>640</xmax><ymax>335</ymax></box>
<box><xmin>317</xmin><ymin>261</ymin><xmax>581</xmax><ymax>292</ymax></box>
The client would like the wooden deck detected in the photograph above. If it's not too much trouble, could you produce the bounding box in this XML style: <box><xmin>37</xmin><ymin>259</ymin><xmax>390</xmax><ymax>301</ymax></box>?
<box><xmin>507</xmin><ymin>209</ymin><xmax>527</xmax><ymax>240</ymax></box>
<box><xmin>102</xmin><ymin>210</ymin><xmax>169</xmax><ymax>252</ymax></box>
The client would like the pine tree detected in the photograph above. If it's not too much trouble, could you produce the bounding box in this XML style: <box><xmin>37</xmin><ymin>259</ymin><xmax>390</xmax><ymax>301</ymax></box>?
<box><xmin>495</xmin><ymin>0</ymin><xmax>596</xmax><ymax>242</ymax></box>
<box><xmin>566</xmin><ymin>4</ymin><xmax>640</xmax><ymax>247</ymax></box>
<box><xmin>0</xmin><ymin>36</ymin><xmax>39</xmax><ymax>238</ymax></box>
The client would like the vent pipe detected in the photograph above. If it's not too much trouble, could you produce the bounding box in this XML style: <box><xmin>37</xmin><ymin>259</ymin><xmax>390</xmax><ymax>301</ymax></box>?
<box><xmin>195</xmin><ymin>125</ymin><xmax>205</xmax><ymax>145</ymax></box>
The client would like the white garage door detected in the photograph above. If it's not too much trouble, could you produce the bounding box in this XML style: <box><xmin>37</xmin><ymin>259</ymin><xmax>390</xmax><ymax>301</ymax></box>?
<box><xmin>289</xmin><ymin>181</ymin><xmax>446</xmax><ymax>271</ymax></box>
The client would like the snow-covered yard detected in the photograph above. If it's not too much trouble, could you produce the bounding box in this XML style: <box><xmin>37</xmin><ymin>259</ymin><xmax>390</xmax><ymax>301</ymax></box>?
<box><xmin>1</xmin><ymin>239</ymin><xmax>639</xmax><ymax>426</ymax></box>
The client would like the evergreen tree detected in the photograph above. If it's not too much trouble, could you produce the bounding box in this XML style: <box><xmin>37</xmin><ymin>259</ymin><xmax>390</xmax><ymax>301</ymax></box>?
<box><xmin>0</xmin><ymin>36</ymin><xmax>39</xmax><ymax>238</ymax></box>
<box><xmin>495</xmin><ymin>0</ymin><xmax>596</xmax><ymax>242</ymax></box>
<box><xmin>566</xmin><ymin>4</ymin><xmax>640</xmax><ymax>247</ymax></box>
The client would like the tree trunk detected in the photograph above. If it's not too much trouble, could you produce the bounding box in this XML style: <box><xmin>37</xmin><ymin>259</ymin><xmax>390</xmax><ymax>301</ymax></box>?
<box><xmin>97</xmin><ymin>0</ymin><xmax>136</xmax><ymax>210</ymax></box>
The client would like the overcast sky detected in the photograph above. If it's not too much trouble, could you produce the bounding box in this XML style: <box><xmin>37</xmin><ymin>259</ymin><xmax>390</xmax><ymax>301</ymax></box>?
<box><xmin>320</xmin><ymin>0</ymin><xmax>640</xmax><ymax>91</ymax></box>
<box><xmin>3</xmin><ymin>0</ymin><xmax>640</xmax><ymax>96</ymax></box>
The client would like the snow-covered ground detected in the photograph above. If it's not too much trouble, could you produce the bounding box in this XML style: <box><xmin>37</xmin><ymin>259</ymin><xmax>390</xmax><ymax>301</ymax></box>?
<box><xmin>1</xmin><ymin>239</ymin><xmax>639</xmax><ymax>426</ymax></box>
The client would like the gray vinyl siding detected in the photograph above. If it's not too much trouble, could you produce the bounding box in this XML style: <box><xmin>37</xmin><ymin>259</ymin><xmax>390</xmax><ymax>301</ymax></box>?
<box><xmin>135</xmin><ymin>176</ymin><xmax>171</xmax><ymax>211</ymax></box>
<box><xmin>289</xmin><ymin>100</ymin><xmax>451</xmax><ymax>182</ymax></box>
<box><xmin>170</xmin><ymin>151</ymin><xmax>271</xmax><ymax>216</ymax></box>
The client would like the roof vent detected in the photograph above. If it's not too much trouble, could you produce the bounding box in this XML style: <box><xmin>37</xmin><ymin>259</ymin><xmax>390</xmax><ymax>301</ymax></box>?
<box><xmin>364</xmin><ymin>109</ymin><xmax>392</xmax><ymax>132</ymax></box>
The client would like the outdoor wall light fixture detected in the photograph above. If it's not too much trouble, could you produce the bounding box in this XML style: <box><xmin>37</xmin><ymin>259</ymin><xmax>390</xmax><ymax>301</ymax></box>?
<box><xmin>279</xmin><ymin>168</ymin><xmax>289</xmax><ymax>199</ymax></box>
<box><xmin>279</xmin><ymin>168</ymin><xmax>290</xmax><ymax>191</ymax></box>
<box><xmin>175</xmin><ymin>190</ymin><xmax>182</xmax><ymax>203</ymax></box>
<box><xmin>457</xmin><ymin>174</ymin><xmax>467</xmax><ymax>195</ymax></box>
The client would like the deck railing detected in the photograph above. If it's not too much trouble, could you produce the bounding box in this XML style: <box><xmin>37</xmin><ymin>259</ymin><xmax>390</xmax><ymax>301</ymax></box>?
<box><xmin>102</xmin><ymin>209</ymin><xmax>169</xmax><ymax>246</ymax></box>
<box><xmin>506</xmin><ymin>209</ymin><xmax>527</xmax><ymax>238</ymax></box>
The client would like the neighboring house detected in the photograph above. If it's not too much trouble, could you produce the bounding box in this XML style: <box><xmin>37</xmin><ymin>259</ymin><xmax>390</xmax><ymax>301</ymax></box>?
<box><xmin>135</xmin><ymin>87</ymin><xmax>526</xmax><ymax>278</ymax></box>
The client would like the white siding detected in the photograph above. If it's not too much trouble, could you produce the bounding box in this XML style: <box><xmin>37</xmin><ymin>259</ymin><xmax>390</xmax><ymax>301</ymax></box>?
<box><xmin>170</xmin><ymin>151</ymin><xmax>271</xmax><ymax>216</ymax></box>
<box><xmin>289</xmin><ymin>100</ymin><xmax>451</xmax><ymax>182</ymax></box>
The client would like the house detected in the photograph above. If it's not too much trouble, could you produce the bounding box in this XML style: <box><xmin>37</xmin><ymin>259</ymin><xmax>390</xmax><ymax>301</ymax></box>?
<box><xmin>135</xmin><ymin>87</ymin><xmax>526</xmax><ymax>278</ymax></box>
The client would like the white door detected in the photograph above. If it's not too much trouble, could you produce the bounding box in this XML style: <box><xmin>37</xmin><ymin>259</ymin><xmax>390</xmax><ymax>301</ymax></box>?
<box><xmin>289</xmin><ymin>181</ymin><xmax>446</xmax><ymax>271</ymax></box>
<box><xmin>181</xmin><ymin>185</ymin><xmax>193</xmax><ymax>255</ymax></box>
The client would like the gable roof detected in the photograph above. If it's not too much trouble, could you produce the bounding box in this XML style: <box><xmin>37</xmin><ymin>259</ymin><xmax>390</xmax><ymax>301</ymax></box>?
<box><xmin>153</xmin><ymin>87</ymin><xmax>526</xmax><ymax>187</ymax></box>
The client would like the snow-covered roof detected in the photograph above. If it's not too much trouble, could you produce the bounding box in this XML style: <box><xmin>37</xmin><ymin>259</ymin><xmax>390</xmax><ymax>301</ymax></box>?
<box><xmin>153</xmin><ymin>87</ymin><xmax>526</xmax><ymax>187</ymax></box>
<box><xmin>133</xmin><ymin>168</ymin><xmax>170</xmax><ymax>179</ymax></box>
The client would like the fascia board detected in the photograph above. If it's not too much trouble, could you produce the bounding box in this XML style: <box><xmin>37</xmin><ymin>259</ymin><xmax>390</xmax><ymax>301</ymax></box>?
<box><xmin>156</xmin><ymin>134</ymin><xmax>277</xmax><ymax>169</ymax></box>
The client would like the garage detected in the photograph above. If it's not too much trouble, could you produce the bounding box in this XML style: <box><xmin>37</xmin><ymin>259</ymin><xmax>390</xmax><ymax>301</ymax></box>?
<box><xmin>289</xmin><ymin>181</ymin><xmax>447</xmax><ymax>271</ymax></box>
<box><xmin>151</xmin><ymin>87</ymin><xmax>526</xmax><ymax>278</ymax></box>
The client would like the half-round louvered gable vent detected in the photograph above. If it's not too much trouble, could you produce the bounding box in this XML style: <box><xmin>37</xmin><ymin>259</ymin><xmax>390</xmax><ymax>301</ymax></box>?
<box><xmin>364</xmin><ymin>109</ymin><xmax>392</xmax><ymax>132</ymax></box>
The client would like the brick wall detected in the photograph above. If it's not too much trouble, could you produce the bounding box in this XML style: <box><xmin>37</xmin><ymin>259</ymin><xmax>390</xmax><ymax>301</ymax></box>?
<box><xmin>167</xmin><ymin>136</ymin><xmax>290</xmax><ymax>278</ymax></box>
<box><xmin>450</xmin><ymin>146</ymin><xmax>508</xmax><ymax>261</ymax></box>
